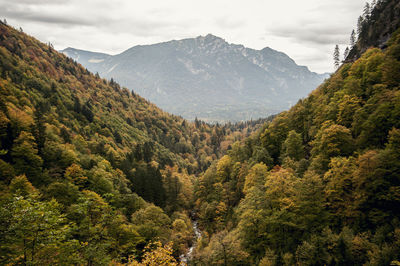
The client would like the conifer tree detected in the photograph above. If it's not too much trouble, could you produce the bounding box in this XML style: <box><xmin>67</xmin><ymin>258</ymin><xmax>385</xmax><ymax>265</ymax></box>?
<box><xmin>350</xmin><ymin>30</ymin><xmax>356</xmax><ymax>47</ymax></box>
<box><xmin>363</xmin><ymin>2</ymin><xmax>371</xmax><ymax>19</ymax></box>
<box><xmin>333</xmin><ymin>45</ymin><xmax>340</xmax><ymax>69</ymax></box>
<box><xmin>344</xmin><ymin>47</ymin><xmax>350</xmax><ymax>60</ymax></box>
<box><xmin>371</xmin><ymin>0</ymin><xmax>377</xmax><ymax>10</ymax></box>
<box><xmin>357</xmin><ymin>16</ymin><xmax>364</xmax><ymax>36</ymax></box>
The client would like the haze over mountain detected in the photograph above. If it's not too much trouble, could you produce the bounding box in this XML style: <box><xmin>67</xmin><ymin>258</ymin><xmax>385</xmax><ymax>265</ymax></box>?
<box><xmin>62</xmin><ymin>35</ymin><xmax>328</xmax><ymax>122</ymax></box>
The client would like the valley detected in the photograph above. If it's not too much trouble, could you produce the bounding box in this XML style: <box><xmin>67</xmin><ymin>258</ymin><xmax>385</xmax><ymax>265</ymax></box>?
<box><xmin>0</xmin><ymin>0</ymin><xmax>400</xmax><ymax>265</ymax></box>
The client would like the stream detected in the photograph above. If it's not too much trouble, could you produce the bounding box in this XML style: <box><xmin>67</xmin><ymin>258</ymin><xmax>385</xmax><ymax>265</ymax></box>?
<box><xmin>180</xmin><ymin>214</ymin><xmax>201</xmax><ymax>264</ymax></box>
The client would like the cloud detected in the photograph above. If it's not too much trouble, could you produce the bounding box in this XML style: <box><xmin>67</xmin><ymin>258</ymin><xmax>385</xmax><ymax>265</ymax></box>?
<box><xmin>1</xmin><ymin>9</ymin><xmax>92</xmax><ymax>26</ymax></box>
<box><xmin>310</xmin><ymin>1</ymin><xmax>366</xmax><ymax>15</ymax></box>
<box><xmin>266</xmin><ymin>22</ymin><xmax>351</xmax><ymax>45</ymax></box>
<box><xmin>0</xmin><ymin>1</ymin><xmax>102</xmax><ymax>26</ymax></box>
<box><xmin>0</xmin><ymin>0</ymin><xmax>367</xmax><ymax>73</ymax></box>
<box><xmin>8</xmin><ymin>0</ymin><xmax>68</xmax><ymax>5</ymax></box>
<box><xmin>215</xmin><ymin>16</ymin><xmax>246</xmax><ymax>30</ymax></box>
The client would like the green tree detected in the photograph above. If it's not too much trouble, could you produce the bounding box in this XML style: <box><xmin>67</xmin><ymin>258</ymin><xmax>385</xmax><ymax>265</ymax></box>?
<box><xmin>67</xmin><ymin>190</ymin><xmax>114</xmax><ymax>265</ymax></box>
<box><xmin>9</xmin><ymin>174</ymin><xmax>37</xmax><ymax>197</ymax></box>
<box><xmin>243</xmin><ymin>163</ymin><xmax>268</xmax><ymax>194</ymax></box>
<box><xmin>251</xmin><ymin>146</ymin><xmax>273</xmax><ymax>167</ymax></box>
<box><xmin>237</xmin><ymin>186</ymin><xmax>269</xmax><ymax>261</ymax></box>
<box><xmin>11</xmin><ymin>131</ymin><xmax>43</xmax><ymax>184</ymax></box>
<box><xmin>323</xmin><ymin>157</ymin><xmax>356</xmax><ymax>227</ymax></box>
<box><xmin>280</xmin><ymin>130</ymin><xmax>304</xmax><ymax>162</ymax></box>
<box><xmin>131</xmin><ymin>205</ymin><xmax>171</xmax><ymax>242</ymax></box>
<box><xmin>311</xmin><ymin>122</ymin><xmax>355</xmax><ymax>170</ymax></box>
<box><xmin>0</xmin><ymin>196</ymin><xmax>75</xmax><ymax>265</ymax></box>
<box><xmin>0</xmin><ymin>159</ymin><xmax>15</xmax><ymax>184</ymax></box>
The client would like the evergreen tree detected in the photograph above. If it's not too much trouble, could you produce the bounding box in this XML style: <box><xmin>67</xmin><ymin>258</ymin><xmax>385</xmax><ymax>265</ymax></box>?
<box><xmin>334</xmin><ymin>45</ymin><xmax>340</xmax><ymax>69</ymax></box>
<box><xmin>344</xmin><ymin>47</ymin><xmax>350</xmax><ymax>60</ymax></box>
<box><xmin>371</xmin><ymin>0</ymin><xmax>377</xmax><ymax>10</ymax></box>
<box><xmin>363</xmin><ymin>2</ymin><xmax>371</xmax><ymax>19</ymax></box>
<box><xmin>357</xmin><ymin>16</ymin><xmax>364</xmax><ymax>36</ymax></box>
<box><xmin>350</xmin><ymin>30</ymin><xmax>356</xmax><ymax>47</ymax></box>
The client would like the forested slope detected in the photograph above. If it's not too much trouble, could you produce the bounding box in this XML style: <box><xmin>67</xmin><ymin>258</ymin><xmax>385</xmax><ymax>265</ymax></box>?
<box><xmin>0</xmin><ymin>21</ymin><xmax>266</xmax><ymax>264</ymax></box>
<box><xmin>2</xmin><ymin>0</ymin><xmax>400</xmax><ymax>265</ymax></box>
<box><xmin>192</xmin><ymin>16</ymin><xmax>400</xmax><ymax>266</ymax></box>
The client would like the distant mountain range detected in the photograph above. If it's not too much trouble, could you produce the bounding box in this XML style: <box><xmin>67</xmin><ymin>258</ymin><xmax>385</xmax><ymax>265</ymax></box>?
<box><xmin>62</xmin><ymin>34</ymin><xmax>329</xmax><ymax>122</ymax></box>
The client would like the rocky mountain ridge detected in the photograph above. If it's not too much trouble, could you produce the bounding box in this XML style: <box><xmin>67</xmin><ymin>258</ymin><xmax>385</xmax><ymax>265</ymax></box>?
<box><xmin>63</xmin><ymin>35</ymin><xmax>328</xmax><ymax>122</ymax></box>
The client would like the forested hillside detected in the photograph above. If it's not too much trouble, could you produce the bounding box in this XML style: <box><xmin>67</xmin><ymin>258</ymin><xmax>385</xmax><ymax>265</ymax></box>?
<box><xmin>192</xmin><ymin>22</ymin><xmax>400</xmax><ymax>266</ymax></box>
<box><xmin>0</xmin><ymin>21</ymin><xmax>266</xmax><ymax>264</ymax></box>
<box><xmin>1</xmin><ymin>0</ymin><xmax>400</xmax><ymax>265</ymax></box>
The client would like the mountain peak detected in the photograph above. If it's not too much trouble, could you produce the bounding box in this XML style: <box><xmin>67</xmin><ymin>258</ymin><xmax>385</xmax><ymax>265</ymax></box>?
<box><xmin>63</xmin><ymin>35</ymin><xmax>327</xmax><ymax>122</ymax></box>
<box><xmin>196</xmin><ymin>34</ymin><xmax>225</xmax><ymax>43</ymax></box>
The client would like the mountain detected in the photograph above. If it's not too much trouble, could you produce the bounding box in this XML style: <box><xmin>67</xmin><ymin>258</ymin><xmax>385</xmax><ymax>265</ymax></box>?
<box><xmin>0</xmin><ymin>21</ymin><xmax>267</xmax><ymax>264</ymax></box>
<box><xmin>62</xmin><ymin>36</ymin><xmax>328</xmax><ymax>122</ymax></box>
<box><xmin>2</xmin><ymin>0</ymin><xmax>400</xmax><ymax>264</ymax></box>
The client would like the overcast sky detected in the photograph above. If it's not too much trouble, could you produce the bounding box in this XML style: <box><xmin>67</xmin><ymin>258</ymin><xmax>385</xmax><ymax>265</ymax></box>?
<box><xmin>0</xmin><ymin>0</ymin><xmax>368</xmax><ymax>73</ymax></box>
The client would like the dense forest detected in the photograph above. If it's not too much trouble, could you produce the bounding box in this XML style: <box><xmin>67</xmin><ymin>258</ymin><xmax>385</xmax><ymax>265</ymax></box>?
<box><xmin>0</xmin><ymin>20</ymin><xmax>267</xmax><ymax>264</ymax></box>
<box><xmin>191</xmin><ymin>2</ymin><xmax>400</xmax><ymax>264</ymax></box>
<box><xmin>1</xmin><ymin>0</ymin><xmax>400</xmax><ymax>265</ymax></box>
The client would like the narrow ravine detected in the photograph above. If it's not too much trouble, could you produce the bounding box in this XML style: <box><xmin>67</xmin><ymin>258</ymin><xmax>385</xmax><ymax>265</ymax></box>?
<box><xmin>180</xmin><ymin>214</ymin><xmax>201</xmax><ymax>264</ymax></box>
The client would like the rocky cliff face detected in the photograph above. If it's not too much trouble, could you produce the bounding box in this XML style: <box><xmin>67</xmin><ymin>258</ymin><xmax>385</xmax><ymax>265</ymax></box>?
<box><xmin>347</xmin><ymin>0</ymin><xmax>400</xmax><ymax>62</ymax></box>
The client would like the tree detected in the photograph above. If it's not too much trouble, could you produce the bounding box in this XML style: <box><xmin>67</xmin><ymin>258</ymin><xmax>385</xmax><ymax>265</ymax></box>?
<box><xmin>280</xmin><ymin>130</ymin><xmax>304</xmax><ymax>162</ymax></box>
<box><xmin>128</xmin><ymin>241</ymin><xmax>178</xmax><ymax>266</ymax></box>
<box><xmin>11</xmin><ymin>131</ymin><xmax>43</xmax><ymax>184</ymax></box>
<box><xmin>337</xmin><ymin>95</ymin><xmax>361</xmax><ymax>128</ymax></box>
<box><xmin>161</xmin><ymin>166</ymin><xmax>193</xmax><ymax>213</ymax></box>
<box><xmin>216</xmin><ymin>155</ymin><xmax>232</xmax><ymax>183</ymax></box>
<box><xmin>344</xmin><ymin>47</ymin><xmax>350</xmax><ymax>60</ymax></box>
<box><xmin>323</xmin><ymin>157</ymin><xmax>357</xmax><ymax>226</ymax></box>
<box><xmin>353</xmin><ymin>129</ymin><xmax>400</xmax><ymax>226</ymax></box>
<box><xmin>294</xmin><ymin>171</ymin><xmax>328</xmax><ymax>235</ymax></box>
<box><xmin>236</xmin><ymin>186</ymin><xmax>269</xmax><ymax>260</ymax></box>
<box><xmin>243</xmin><ymin>163</ymin><xmax>268</xmax><ymax>194</ymax></box>
<box><xmin>251</xmin><ymin>146</ymin><xmax>273</xmax><ymax>167</ymax></box>
<box><xmin>46</xmin><ymin>182</ymin><xmax>80</xmax><ymax>206</ymax></box>
<box><xmin>264</xmin><ymin>167</ymin><xmax>298</xmax><ymax>210</ymax></box>
<box><xmin>0</xmin><ymin>159</ymin><xmax>14</xmax><ymax>183</ymax></box>
<box><xmin>363</xmin><ymin>2</ymin><xmax>371</xmax><ymax>19</ymax></box>
<box><xmin>67</xmin><ymin>190</ymin><xmax>114</xmax><ymax>265</ymax></box>
<box><xmin>9</xmin><ymin>175</ymin><xmax>37</xmax><ymax>197</ymax></box>
<box><xmin>312</xmin><ymin>123</ymin><xmax>355</xmax><ymax>159</ymax></box>
<box><xmin>357</xmin><ymin>16</ymin><xmax>364</xmax><ymax>36</ymax></box>
<box><xmin>0</xmin><ymin>196</ymin><xmax>75</xmax><ymax>265</ymax></box>
<box><xmin>350</xmin><ymin>30</ymin><xmax>356</xmax><ymax>47</ymax></box>
<box><xmin>371</xmin><ymin>0</ymin><xmax>376</xmax><ymax>10</ymax></box>
<box><xmin>334</xmin><ymin>45</ymin><xmax>340</xmax><ymax>69</ymax></box>
<box><xmin>131</xmin><ymin>205</ymin><xmax>171</xmax><ymax>242</ymax></box>
<box><xmin>64</xmin><ymin>163</ymin><xmax>88</xmax><ymax>188</ymax></box>
<box><xmin>33</xmin><ymin>101</ymin><xmax>49</xmax><ymax>155</ymax></box>
<box><xmin>196</xmin><ymin>230</ymin><xmax>249</xmax><ymax>265</ymax></box>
